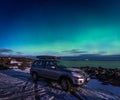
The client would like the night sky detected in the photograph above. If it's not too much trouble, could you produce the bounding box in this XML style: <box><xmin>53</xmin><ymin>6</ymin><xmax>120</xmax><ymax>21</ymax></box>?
<box><xmin>0</xmin><ymin>0</ymin><xmax>120</xmax><ymax>56</ymax></box>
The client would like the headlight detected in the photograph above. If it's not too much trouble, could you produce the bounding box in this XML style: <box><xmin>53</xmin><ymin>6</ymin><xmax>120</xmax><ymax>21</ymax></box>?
<box><xmin>74</xmin><ymin>76</ymin><xmax>85</xmax><ymax>84</ymax></box>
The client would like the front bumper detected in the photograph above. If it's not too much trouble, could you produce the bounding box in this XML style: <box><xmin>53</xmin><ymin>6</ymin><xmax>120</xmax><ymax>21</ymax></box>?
<box><xmin>73</xmin><ymin>77</ymin><xmax>90</xmax><ymax>86</ymax></box>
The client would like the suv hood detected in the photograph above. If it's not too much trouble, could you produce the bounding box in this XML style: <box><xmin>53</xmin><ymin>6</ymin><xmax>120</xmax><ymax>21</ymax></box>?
<box><xmin>67</xmin><ymin>68</ymin><xmax>80</xmax><ymax>72</ymax></box>
<box><xmin>67</xmin><ymin>68</ymin><xmax>89</xmax><ymax>77</ymax></box>
<box><xmin>58</xmin><ymin>66</ymin><xmax>89</xmax><ymax>78</ymax></box>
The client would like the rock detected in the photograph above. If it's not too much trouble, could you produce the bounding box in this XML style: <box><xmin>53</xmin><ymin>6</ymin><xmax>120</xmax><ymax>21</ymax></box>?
<box><xmin>79</xmin><ymin>66</ymin><xmax>120</xmax><ymax>86</ymax></box>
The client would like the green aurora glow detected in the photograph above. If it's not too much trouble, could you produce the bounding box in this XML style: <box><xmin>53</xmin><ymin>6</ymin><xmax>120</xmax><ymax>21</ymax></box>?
<box><xmin>0</xmin><ymin>0</ymin><xmax>120</xmax><ymax>56</ymax></box>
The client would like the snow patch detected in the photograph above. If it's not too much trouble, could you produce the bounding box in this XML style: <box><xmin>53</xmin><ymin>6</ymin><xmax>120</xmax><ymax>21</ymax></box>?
<box><xmin>0</xmin><ymin>68</ymin><xmax>120</xmax><ymax>100</ymax></box>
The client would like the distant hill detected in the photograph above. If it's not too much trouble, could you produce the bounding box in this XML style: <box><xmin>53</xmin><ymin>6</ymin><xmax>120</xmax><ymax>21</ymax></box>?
<box><xmin>61</xmin><ymin>54</ymin><xmax>120</xmax><ymax>60</ymax></box>
<box><xmin>25</xmin><ymin>55</ymin><xmax>120</xmax><ymax>61</ymax></box>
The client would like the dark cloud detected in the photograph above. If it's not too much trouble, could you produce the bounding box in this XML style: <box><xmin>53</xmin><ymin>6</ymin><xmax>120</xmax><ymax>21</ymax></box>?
<box><xmin>62</xmin><ymin>49</ymin><xmax>87</xmax><ymax>54</ymax></box>
<box><xmin>0</xmin><ymin>48</ymin><xmax>13</xmax><ymax>53</ymax></box>
<box><xmin>0</xmin><ymin>49</ymin><xmax>24</xmax><ymax>56</ymax></box>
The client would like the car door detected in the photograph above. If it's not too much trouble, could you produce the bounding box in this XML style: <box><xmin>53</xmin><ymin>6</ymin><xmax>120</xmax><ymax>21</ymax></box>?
<box><xmin>44</xmin><ymin>61</ymin><xmax>60</xmax><ymax>80</ymax></box>
<box><xmin>37</xmin><ymin>60</ymin><xmax>46</xmax><ymax>78</ymax></box>
<box><xmin>31</xmin><ymin>60</ymin><xmax>41</xmax><ymax>75</ymax></box>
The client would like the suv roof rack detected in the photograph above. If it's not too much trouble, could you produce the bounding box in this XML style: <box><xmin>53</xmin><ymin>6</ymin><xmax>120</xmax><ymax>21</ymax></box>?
<box><xmin>36</xmin><ymin>55</ymin><xmax>60</xmax><ymax>60</ymax></box>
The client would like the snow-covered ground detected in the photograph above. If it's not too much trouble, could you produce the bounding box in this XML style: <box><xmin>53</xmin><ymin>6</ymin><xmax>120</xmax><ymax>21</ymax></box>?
<box><xmin>0</xmin><ymin>68</ymin><xmax>120</xmax><ymax>100</ymax></box>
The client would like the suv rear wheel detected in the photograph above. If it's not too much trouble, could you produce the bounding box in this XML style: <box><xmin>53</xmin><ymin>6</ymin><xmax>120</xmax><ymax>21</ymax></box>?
<box><xmin>60</xmin><ymin>78</ymin><xmax>72</xmax><ymax>92</ymax></box>
<box><xmin>32</xmin><ymin>73</ymin><xmax>38</xmax><ymax>81</ymax></box>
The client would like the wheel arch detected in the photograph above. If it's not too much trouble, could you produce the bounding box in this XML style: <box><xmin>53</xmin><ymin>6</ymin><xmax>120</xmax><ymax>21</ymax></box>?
<box><xmin>58</xmin><ymin>75</ymin><xmax>73</xmax><ymax>84</ymax></box>
<box><xmin>31</xmin><ymin>71</ymin><xmax>38</xmax><ymax>76</ymax></box>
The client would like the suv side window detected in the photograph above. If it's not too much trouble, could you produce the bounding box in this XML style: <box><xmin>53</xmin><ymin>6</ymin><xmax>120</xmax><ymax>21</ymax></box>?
<box><xmin>45</xmin><ymin>61</ymin><xmax>49</xmax><ymax>66</ymax></box>
<box><xmin>49</xmin><ymin>61</ymin><xmax>55</xmax><ymax>66</ymax></box>
<box><xmin>37</xmin><ymin>60</ymin><xmax>42</xmax><ymax>66</ymax></box>
<box><xmin>45</xmin><ymin>61</ymin><xmax>56</xmax><ymax>69</ymax></box>
<box><xmin>41</xmin><ymin>60</ymin><xmax>45</xmax><ymax>68</ymax></box>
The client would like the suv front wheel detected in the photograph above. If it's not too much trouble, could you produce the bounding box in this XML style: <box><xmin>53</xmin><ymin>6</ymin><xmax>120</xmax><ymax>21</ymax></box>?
<box><xmin>60</xmin><ymin>78</ymin><xmax>72</xmax><ymax>92</ymax></box>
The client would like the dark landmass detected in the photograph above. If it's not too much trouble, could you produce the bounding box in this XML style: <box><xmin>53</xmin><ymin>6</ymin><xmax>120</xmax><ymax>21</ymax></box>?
<box><xmin>61</xmin><ymin>54</ymin><xmax>120</xmax><ymax>60</ymax></box>
<box><xmin>0</xmin><ymin>56</ymin><xmax>34</xmax><ymax>70</ymax></box>
<box><xmin>0</xmin><ymin>64</ymin><xmax>10</xmax><ymax>70</ymax></box>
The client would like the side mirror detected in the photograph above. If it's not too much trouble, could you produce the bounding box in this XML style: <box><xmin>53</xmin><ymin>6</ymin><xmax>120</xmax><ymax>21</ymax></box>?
<box><xmin>51</xmin><ymin>66</ymin><xmax>56</xmax><ymax>69</ymax></box>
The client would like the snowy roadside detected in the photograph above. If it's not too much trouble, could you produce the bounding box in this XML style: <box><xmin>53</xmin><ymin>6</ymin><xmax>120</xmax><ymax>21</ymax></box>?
<box><xmin>0</xmin><ymin>68</ymin><xmax>78</xmax><ymax>100</ymax></box>
<box><xmin>0</xmin><ymin>68</ymin><xmax>120</xmax><ymax>100</ymax></box>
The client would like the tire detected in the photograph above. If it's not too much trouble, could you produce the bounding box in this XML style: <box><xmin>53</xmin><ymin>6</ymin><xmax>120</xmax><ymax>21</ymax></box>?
<box><xmin>32</xmin><ymin>73</ymin><xmax>38</xmax><ymax>81</ymax></box>
<box><xmin>60</xmin><ymin>78</ymin><xmax>72</xmax><ymax>92</ymax></box>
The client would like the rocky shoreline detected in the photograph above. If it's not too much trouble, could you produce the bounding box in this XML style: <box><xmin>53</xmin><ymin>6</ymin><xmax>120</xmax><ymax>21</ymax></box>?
<box><xmin>78</xmin><ymin>66</ymin><xmax>120</xmax><ymax>86</ymax></box>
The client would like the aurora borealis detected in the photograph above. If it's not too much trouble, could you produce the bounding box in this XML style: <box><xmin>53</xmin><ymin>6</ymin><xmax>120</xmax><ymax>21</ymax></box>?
<box><xmin>0</xmin><ymin>0</ymin><xmax>120</xmax><ymax>56</ymax></box>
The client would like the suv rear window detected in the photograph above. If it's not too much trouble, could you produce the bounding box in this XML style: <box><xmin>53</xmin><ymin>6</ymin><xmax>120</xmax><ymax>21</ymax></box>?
<box><xmin>32</xmin><ymin>60</ymin><xmax>39</xmax><ymax>66</ymax></box>
<box><xmin>32</xmin><ymin>60</ymin><xmax>45</xmax><ymax>67</ymax></box>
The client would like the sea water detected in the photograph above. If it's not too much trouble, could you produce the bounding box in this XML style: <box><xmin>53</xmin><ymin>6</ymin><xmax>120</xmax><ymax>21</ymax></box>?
<box><xmin>61</xmin><ymin>60</ymin><xmax>120</xmax><ymax>68</ymax></box>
